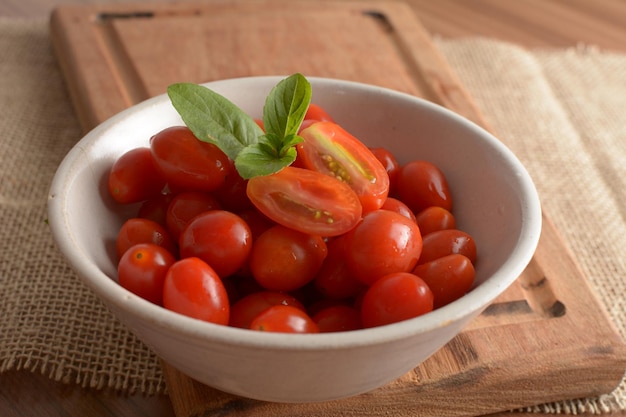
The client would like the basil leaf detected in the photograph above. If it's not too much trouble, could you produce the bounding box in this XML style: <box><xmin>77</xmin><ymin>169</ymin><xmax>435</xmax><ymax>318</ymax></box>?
<box><xmin>263</xmin><ymin>73</ymin><xmax>311</xmax><ymax>140</ymax></box>
<box><xmin>167</xmin><ymin>83</ymin><xmax>263</xmax><ymax>161</ymax></box>
<box><xmin>235</xmin><ymin>143</ymin><xmax>298</xmax><ymax>179</ymax></box>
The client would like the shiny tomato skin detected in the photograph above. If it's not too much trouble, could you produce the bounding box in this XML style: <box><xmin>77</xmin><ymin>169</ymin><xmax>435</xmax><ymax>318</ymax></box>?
<box><xmin>361</xmin><ymin>272</ymin><xmax>434</xmax><ymax>328</ymax></box>
<box><xmin>304</xmin><ymin>103</ymin><xmax>335</xmax><ymax>123</ymax></box>
<box><xmin>150</xmin><ymin>126</ymin><xmax>231</xmax><ymax>192</ymax></box>
<box><xmin>312</xmin><ymin>305</ymin><xmax>362</xmax><ymax>333</ymax></box>
<box><xmin>380</xmin><ymin>197</ymin><xmax>417</xmax><ymax>223</ymax></box>
<box><xmin>229</xmin><ymin>291</ymin><xmax>305</xmax><ymax>329</ymax></box>
<box><xmin>415</xmin><ymin>206</ymin><xmax>456</xmax><ymax>236</ymax></box>
<box><xmin>246</xmin><ymin>166</ymin><xmax>362</xmax><ymax>237</ymax></box>
<box><xmin>163</xmin><ymin>257</ymin><xmax>229</xmax><ymax>325</ymax></box>
<box><xmin>165</xmin><ymin>191</ymin><xmax>222</xmax><ymax>241</ymax></box>
<box><xmin>369</xmin><ymin>147</ymin><xmax>400</xmax><ymax>195</ymax></box>
<box><xmin>249</xmin><ymin>305</ymin><xmax>319</xmax><ymax>333</ymax></box>
<box><xmin>413</xmin><ymin>254</ymin><xmax>475</xmax><ymax>308</ymax></box>
<box><xmin>298</xmin><ymin>122</ymin><xmax>390</xmax><ymax>213</ymax></box>
<box><xmin>418</xmin><ymin>229</ymin><xmax>477</xmax><ymax>265</ymax></box>
<box><xmin>344</xmin><ymin>210</ymin><xmax>423</xmax><ymax>286</ymax></box>
<box><xmin>314</xmin><ymin>235</ymin><xmax>365</xmax><ymax>300</ymax></box>
<box><xmin>116</xmin><ymin>218</ymin><xmax>178</xmax><ymax>260</ymax></box>
<box><xmin>108</xmin><ymin>147</ymin><xmax>166</xmax><ymax>204</ymax></box>
<box><xmin>396</xmin><ymin>160</ymin><xmax>452</xmax><ymax>214</ymax></box>
<box><xmin>179</xmin><ymin>210</ymin><xmax>252</xmax><ymax>278</ymax></box>
<box><xmin>117</xmin><ymin>243</ymin><xmax>176</xmax><ymax>306</ymax></box>
<box><xmin>249</xmin><ymin>225</ymin><xmax>328</xmax><ymax>292</ymax></box>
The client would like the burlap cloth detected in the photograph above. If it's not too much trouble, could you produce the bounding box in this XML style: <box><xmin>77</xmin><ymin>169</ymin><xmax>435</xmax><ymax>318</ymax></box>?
<box><xmin>1</xmin><ymin>17</ymin><xmax>625</xmax><ymax>414</ymax></box>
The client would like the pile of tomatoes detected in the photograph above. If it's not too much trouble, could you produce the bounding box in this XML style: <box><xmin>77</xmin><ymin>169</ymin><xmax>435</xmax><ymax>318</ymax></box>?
<box><xmin>108</xmin><ymin>104</ymin><xmax>477</xmax><ymax>333</ymax></box>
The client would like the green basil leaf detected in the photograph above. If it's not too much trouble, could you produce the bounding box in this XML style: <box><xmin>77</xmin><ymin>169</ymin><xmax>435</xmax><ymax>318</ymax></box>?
<box><xmin>167</xmin><ymin>83</ymin><xmax>263</xmax><ymax>161</ymax></box>
<box><xmin>262</xmin><ymin>73</ymin><xmax>311</xmax><ymax>140</ymax></box>
<box><xmin>235</xmin><ymin>144</ymin><xmax>298</xmax><ymax>179</ymax></box>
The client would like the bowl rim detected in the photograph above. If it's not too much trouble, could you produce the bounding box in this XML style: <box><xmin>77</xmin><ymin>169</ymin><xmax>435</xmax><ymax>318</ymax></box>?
<box><xmin>47</xmin><ymin>75</ymin><xmax>542</xmax><ymax>350</ymax></box>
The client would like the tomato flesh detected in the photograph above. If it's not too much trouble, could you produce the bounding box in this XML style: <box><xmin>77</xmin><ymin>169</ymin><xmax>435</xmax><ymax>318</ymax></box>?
<box><xmin>246</xmin><ymin>166</ymin><xmax>362</xmax><ymax>237</ymax></box>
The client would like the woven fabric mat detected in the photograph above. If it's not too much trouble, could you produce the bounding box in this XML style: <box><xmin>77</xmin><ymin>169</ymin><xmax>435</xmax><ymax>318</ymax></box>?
<box><xmin>0</xmin><ymin>17</ymin><xmax>625</xmax><ymax>414</ymax></box>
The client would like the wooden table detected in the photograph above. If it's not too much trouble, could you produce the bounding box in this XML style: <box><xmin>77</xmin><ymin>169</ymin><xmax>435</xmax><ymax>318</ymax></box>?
<box><xmin>2</xmin><ymin>1</ymin><xmax>625</xmax><ymax>417</ymax></box>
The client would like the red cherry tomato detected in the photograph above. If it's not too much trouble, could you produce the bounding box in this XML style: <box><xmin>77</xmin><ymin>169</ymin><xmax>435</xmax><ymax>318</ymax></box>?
<box><xmin>360</xmin><ymin>272</ymin><xmax>433</xmax><ymax>328</ymax></box>
<box><xmin>249</xmin><ymin>225</ymin><xmax>327</xmax><ymax>292</ymax></box>
<box><xmin>108</xmin><ymin>147</ymin><xmax>166</xmax><ymax>204</ymax></box>
<box><xmin>137</xmin><ymin>194</ymin><xmax>173</xmax><ymax>227</ymax></box>
<box><xmin>246</xmin><ymin>166</ymin><xmax>362</xmax><ymax>237</ymax></box>
<box><xmin>298</xmin><ymin>121</ymin><xmax>390</xmax><ymax>213</ymax></box>
<box><xmin>380</xmin><ymin>197</ymin><xmax>416</xmax><ymax>223</ymax></box>
<box><xmin>413</xmin><ymin>254</ymin><xmax>475</xmax><ymax>308</ymax></box>
<box><xmin>165</xmin><ymin>191</ymin><xmax>221</xmax><ymax>241</ymax></box>
<box><xmin>304</xmin><ymin>103</ymin><xmax>335</xmax><ymax>123</ymax></box>
<box><xmin>369</xmin><ymin>147</ymin><xmax>400</xmax><ymax>195</ymax></box>
<box><xmin>116</xmin><ymin>218</ymin><xmax>178</xmax><ymax>260</ymax></box>
<box><xmin>418</xmin><ymin>229</ymin><xmax>477</xmax><ymax>265</ymax></box>
<box><xmin>163</xmin><ymin>257</ymin><xmax>229</xmax><ymax>325</ymax></box>
<box><xmin>415</xmin><ymin>206</ymin><xmax>456</xmax><ymax>236</ymax></box>
<box><xmin>179</xmin><ymin>210</ymin><xmax>252</xmax><ymax>278</ymax></box>
<box><xmin>314</xmin><ymin>235</ymin><xmax>365</xmax><ymax>300</ymax></box>
<box><xmin>396</xmin><ymin>160</ymin><xmax>452</xmax><ymax>213</ymax></box>
<box><xmin>312</xmin><ymin>305</ymin><xmax>362</xmax><ymax>333</ymax></box>
<box><xmin>118</xmin><ymin>243</ymin><xmax>176</xmax><ymax>306</ymax></box>
<box><xmin>229</xmin><ymin>291</ymin><xmax>305</xmax><ymax>329</ymax></box>
<box><xmin>344</xmin><ymin>210</ymin><xmax>423</xmax><ymax>286</ymax></box>
<box><xmin>213</xmin><ymin>159</ymin><xmax>254</xmax><ymax>211</ymax></box>
<box><xmin>249</xmin><ymin>305</ymin><xmax>319</xmax><ymax>333</ymax></box>
<box><xmin>150</xmin><ymin>126</ymin><xmax>231</xmax><ymax>192</ymax></box>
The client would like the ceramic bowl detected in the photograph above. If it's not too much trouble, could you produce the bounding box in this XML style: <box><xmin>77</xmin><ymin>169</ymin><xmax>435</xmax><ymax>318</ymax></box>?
<box><xmin>48</xmin><ymin>76</ymin><xmax>542</xmax><ymax>403</ymax></box>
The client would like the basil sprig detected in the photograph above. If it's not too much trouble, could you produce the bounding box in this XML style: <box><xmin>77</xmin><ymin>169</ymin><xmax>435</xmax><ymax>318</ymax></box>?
<box><xmin>167</xmin><ymin>73</ymin><xmax>312</xmax><ymax>179</ymax></box>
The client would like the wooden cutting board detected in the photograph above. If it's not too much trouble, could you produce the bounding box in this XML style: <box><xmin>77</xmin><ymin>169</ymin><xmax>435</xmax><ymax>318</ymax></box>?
<box><xmin>49</xmin><ymin>1</ymin><xmax>626</xmax><ymax>416</ymax></box>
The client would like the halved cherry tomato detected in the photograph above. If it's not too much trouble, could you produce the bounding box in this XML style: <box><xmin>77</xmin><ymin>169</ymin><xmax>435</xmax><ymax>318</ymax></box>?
<box><xmin>344</xmin><ymin>210</ymin><xmax>423</xmax><ymax>286</ymax></box>
<box><xmin>413</xmin><ymin>254</ymin><xmax>475</xmax><ymax>308</ymax></box>
<box><xmin>298</xmin><ymin>121</ymin><xmax>390</xmax><ymax>213</ymax></box>
<box><xmin>418</xmin><ymin>229</ymin><xmax>477</xmax><ymax>265</ymax></box>
<box><xmin>229</xmin><ymin>291</ymin><xmax>305</xmax><ymax>329</ymax></box>
<box><xmin>249</xmin><ymin>225</ymin><xmax>327</xmax><ymax>292</ymax></box>
<box><xmin>249</xmin><ymin>305</ymin><xmax>319</xmax><ymax>333</ymax></box>
<box><xmin>108</xmin><ymin>147</ymin><xmax>166</xmax><ymax>204</ymax></box>
<box><xmin>396</xmin><ymin>160</ymin><xmax>452</xmax><ymax>213</ymax></box>
<box><xmin>116</xmin><ymin>218</ymin><xmax>178</xmax><ymax>260</ymax></box>
<box><xmin>150</xmin><ymin>126</ymin><xmax>231</xmax><ymax>192</ymax></box>
<box><xmin>118</xmin><ymin>243</ymin><xmax>176</xmax><ymax>306</ymax></box>
<box><xmin>415</xmin><ymin>206</ymin><xmax>456</xmax><ymax>236</ymax></box>
<box><xmin>246</xmin><ymin>166</ymin><xmax>362</xmax><ymax>237</ymax></box>
<box><xmin>163</xmin><ymin>257</ymin><xmax>229</xmax><ymax>325</ymax></box>
<box><xmin>360</xmin><ymin>272</ymin><xmax>433</xmax><ymax>328</ymax></box>
<box><xmin>179</xmin><ymin>210</ymin><xmax>252</xmax><ymax>278</ymax></box>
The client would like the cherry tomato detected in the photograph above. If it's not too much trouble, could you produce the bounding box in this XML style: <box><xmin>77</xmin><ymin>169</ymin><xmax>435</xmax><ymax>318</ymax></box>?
<box><xmin>304</xmin><ymin>103</ymin><xmax>335</xmax><ymax>123</ymax></box>
<box><xmin>415</xmin><ymin>206</ymin><xmax>456</xmax><ymax>236</ymax></box>
<box><xmin>249</xmin><ymin>305</ymin><xmax>319</xmax><ymax>333</ymax></box>
<box><xmin>108</xmin><ymin>147</ymin><xmax>166</xmax><ymax>204</ymax></box>
<box><xmin>137</xmin><ymin>193</ymin><xmax>173</xmax><ymax>227</ymax></box>
<box><xmin>418</xmin><ymin>229</ymin><xmax>477</xmax><ymax>265</ymax></box>
<box><xmin>360</xmin><ymin>272</ymin><xmax>433</xmax><ymax>328</ymax></box>
<box><xmin>344</xmin><ymin>210</ymin><xmax>422</xmax><ymax>286</ymax></box>
<box><xmin>118</xmin><ymin>243</ymin><xmax>176</xmax><ymax>306</ymax></box>
<box><xmin>116</xmin><ymin>218</ymin><xmax>178</xmax><ymax>260</ymax></box>
<box><xmin>213</xmin><ymin>159</ymin><xmax>254</xmax><ymax>211</ymax></box>
<box><xmin>246</xmin><ymin>166</ymin><xmax>362</xmax><ymax>237</ymax></box>
<box><xmin>150</xmin><ymin>126</ymin><xmax>231</xmax><ymax>192</ymax></box>
<box><xmin>179</xmin><ymin>210</ymin><xmax>252</xmax><ymax>278</ymax></box>
<box><xmin>396</xmin><ymin>160</ymin><xmax>452</xmax><ymax>213</ymax></box>
<box><xmin>413</xmin><ymin>254</ymin><xmax>475</xmax><ymax>308</ymax></box>
<box><xmin>229</xmin><ymin>291</ymin><xmax>305</xmax><ymax>329</ymax></box>
<box><xmin>312</xmin><ymin>305</ymin><xmax>362</xmax><ymax>332</ymax></box>
<box><xmin>369</xmin><ymin>147</ymin><xmax>400</xmax><ymax>195</ymax></box>
<box><xmin>380</xmin><ymin>197</ymin><xmax>416</xmax><ymax>223</ymax></box>
<box><xmin>236</xmin><ymin>209</ymin><xmax>275</xmax><ymax>240</ymax></box>
<box><xmin>298</xmin><ymin>121</ymin><xmax>390</xmax><ymax>213</ymax></box>
<box><xmin>314</xmin><ymin>236</ymin><xmax>365</xmax><ymax>300</ymax></box>
<box><xmin>163</xmin><ymin>257</ymin><xmax>229</xmax><ymax>325</ymax></box>
<box><xmin>249</xmin><ymin>225</ymin><xmax>327</xmax><ymax>292</ymax></box>
<box><xmin>165</xmin><ymin>191</ymin><xmax>221</xmax><ymax>241</ymax></box>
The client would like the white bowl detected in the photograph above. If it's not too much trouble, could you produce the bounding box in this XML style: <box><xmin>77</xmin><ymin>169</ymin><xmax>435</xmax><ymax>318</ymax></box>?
<box><xmin>48</xmin><ymin>76</ymin><xmax>542</xmax><ymax>403</ymax></box>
